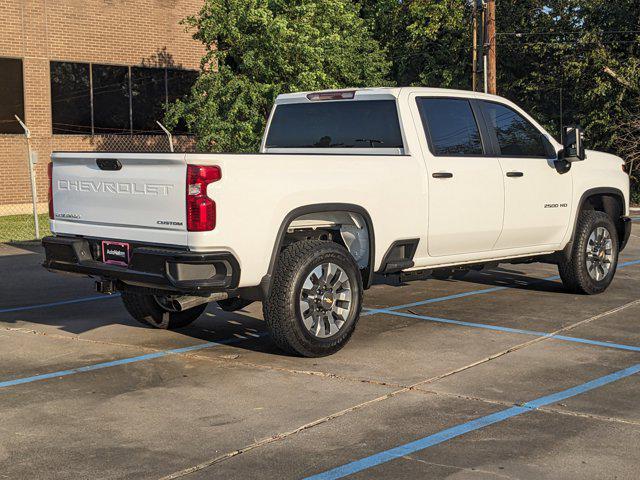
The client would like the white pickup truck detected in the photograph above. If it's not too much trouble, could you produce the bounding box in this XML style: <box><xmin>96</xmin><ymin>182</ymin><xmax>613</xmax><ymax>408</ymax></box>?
<box><xmin>43</xmin><ymin>87</ymin><xmax>632</xmax><ymax>357</ymax></box>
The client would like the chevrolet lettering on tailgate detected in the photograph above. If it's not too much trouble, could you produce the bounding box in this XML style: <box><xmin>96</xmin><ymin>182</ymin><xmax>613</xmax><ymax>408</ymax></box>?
<box><xmin>58</xmin><ymin>179</ymin><xmax>173</xmax><ymax>196</ymax></box>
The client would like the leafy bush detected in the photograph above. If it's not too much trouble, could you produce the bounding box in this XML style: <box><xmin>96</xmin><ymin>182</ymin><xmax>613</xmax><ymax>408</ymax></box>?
<box><xmin>166</xmin><ymin>0</ymin><xmax>390</xmax><ymax>152</ymax></box>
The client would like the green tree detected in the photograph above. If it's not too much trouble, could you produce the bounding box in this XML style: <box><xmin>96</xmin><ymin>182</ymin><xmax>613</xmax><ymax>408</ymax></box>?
<box><xmin>497</xmin><ymin>0</ymin><xmax>640</xmax><ymax>148</ymax></box>
<box><xmin>360</xmin><ymin>0</ymin><xmax>472</xmax><ymax>88</ymax></box>
<box><xmin>496</xmin><ymin>0</ymin><xmax>640</xmax><ymax>199</ymax></box>
<box><xmin>166</xmin><ymin>0</ymin><xmax>390</xmax><ymax>152</ymax></box>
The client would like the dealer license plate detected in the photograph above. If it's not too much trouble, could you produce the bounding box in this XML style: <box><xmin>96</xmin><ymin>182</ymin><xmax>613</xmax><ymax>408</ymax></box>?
<box><xmin>102</xmin><ymin>241</ymin><xmax>130</xmax><ymax>267</ymax></box>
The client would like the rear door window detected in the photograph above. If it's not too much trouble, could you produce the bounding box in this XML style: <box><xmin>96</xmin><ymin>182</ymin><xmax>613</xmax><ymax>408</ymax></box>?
<box><xmin>265</xmin><ymin>100</ymin><xmax>403</xmax><ymax>149</ymax></box>
<box><xmin>416</xmin><ymin>98</ymin><xmax>484</xmax><ymax>156</ymax></box>
<box><xmin>480</xmin><ymin>101</ymin><xmax>548</xmax><ymax>157</ymax></box>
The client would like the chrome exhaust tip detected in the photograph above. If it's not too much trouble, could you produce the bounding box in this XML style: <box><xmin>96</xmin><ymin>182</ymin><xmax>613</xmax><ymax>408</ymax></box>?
<box><xmin>170</xmin><ymin>292</ymin><xmax>229</xmax><ymax>312</ymax></box>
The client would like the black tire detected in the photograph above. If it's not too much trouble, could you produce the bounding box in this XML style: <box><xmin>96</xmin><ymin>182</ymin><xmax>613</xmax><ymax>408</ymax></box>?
<box><xmin>263</xmin><ymin>240</ymin><xmax>363</xmax><ymax>357</ymax></box>
<box><xmin>558</xmin><ymin>210</ymin><xmax>619</xmax><ymax>295</ymax></box>
<box><xmin>432</xmin><ymin>268</ymin><xmax>469</xmax><ymax>280</ymax></box>
<box><xmin>121</xmin><ymin>291</ymin><xmax>206</xmax><ymax>329</ymax></box>
<box><xmin>217</xmin><ymin>297</ymin><xmax>254</xmax><ymax>312</ymax></box>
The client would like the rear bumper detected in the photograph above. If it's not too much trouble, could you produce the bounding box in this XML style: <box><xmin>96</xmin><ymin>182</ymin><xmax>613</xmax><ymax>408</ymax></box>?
<box><xmin>620</xmin><ymin>216</ymin><xmax>632</xmax><ymax>252</ymax></box>
<box><xmin>42</xmin><ymin>236</ymin><xmax>240</xmax><ymax>293</ymax></box>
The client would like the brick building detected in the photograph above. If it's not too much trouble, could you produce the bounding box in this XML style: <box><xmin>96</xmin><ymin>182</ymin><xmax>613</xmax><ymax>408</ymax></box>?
<box><xmin>0</xmin><ymin>0</ymin><xmax>204</xmax><ymax>214</ymax></box>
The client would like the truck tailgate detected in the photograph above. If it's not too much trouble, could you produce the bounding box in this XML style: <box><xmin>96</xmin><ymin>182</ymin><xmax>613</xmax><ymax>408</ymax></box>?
<box><xmin>51</xmin><ymin>153</ymin><xmax>187</xmax><ymax>243</ymax></box>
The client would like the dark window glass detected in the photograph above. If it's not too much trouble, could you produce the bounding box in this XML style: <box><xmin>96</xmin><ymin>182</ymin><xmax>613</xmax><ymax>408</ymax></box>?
<box><xmin>92</xmin><ymin>64</ymin><xmax>130</xmax><ymax>134</ymax></box>
<box><xmin>481</xmin><ymin>101</ymin><xmax>547</xmax><ymax>157</ymax></box>
<box><xmin>265</xmin><ymin>100</ymin><xmax>404</xmax><ymax>149</ymax></box>
<box><xmin>131</xmin><ymin>66</ymin><xmax>166</xmax><ymax>133</ymax></box>
<box><xmin>49</xmin><ymin>63</ymin><xmax>196</xmax><ymax>136</ymax></box>
<box><xmin>51</xmin><ymin>62</ymin><xmax>92</xmax><ymax>134</ymax></box>
<box><xmin>167</xmin><ymin>68</ymin><xmax>197</xmax><ymax>102</ymax></box>
<box><xmin>167</xmin><ymin>68</ymin><xmax>198</xmax><ymax>134</ymax></box>
<box><xmin>417</xmin><ymin>98</ymin><xmax>483</xmax><ymax>156</ymax></box>
<box><xmin>0</xmin><ymin>58</ymin><xmax>25</xmax><ymax>134</ymax></box>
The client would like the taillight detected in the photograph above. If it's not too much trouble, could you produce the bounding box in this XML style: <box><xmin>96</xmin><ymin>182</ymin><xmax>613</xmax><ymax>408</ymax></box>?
<box><xmin>186</xmin><ymin>165</ymin><xmax>221</xmax><ymax>231</ymax></box>
<box><xmin>47</xmin><ymin>162</ymin><xmax>54</xmax><ymax>219</ymax></box>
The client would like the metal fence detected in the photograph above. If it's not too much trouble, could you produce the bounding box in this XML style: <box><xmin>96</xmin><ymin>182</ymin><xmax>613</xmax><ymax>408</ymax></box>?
<box><xmin>0</xmin><ymin>131</ymin><xmax>197</xmax><ymax>244</ymax></box>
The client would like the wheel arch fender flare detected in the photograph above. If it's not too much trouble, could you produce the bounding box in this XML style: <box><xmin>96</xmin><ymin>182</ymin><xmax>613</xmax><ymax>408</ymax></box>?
<box><xmin>260</xmin><ymin>203</ymin><xmax>376</xmax><ymax>298</ymax></box>
<box><xmin>565</xmin><ymin>187</ymin><xmax>627</xmax><ymax>254</ymax></box>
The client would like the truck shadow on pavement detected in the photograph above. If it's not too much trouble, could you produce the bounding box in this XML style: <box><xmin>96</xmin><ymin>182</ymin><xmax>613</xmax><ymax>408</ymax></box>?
<box><xmin>373</xmin><ymin>266</ymin><xmax>567</xmax><ymax>294</ymax></box>
<box><xmin>0</xmin><ymin>244</ymin><xmax>570</xmax><ymax>357</ymax></box>
<box><xmin>460</xmin><ymin>268</ymin><xmax>567</xmax><ymax>293</ymax></box>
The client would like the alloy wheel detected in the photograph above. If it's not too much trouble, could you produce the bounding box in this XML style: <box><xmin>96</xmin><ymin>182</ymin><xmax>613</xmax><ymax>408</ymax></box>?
<box><xmin>299</xmin><ymin>263</ymin><xmax>352</xmax><ymax>338</ymax></box>
<box><xmin>585</xmin><ymin>226</ymin><xmax>613</xmax><ymax>281</ymax></box>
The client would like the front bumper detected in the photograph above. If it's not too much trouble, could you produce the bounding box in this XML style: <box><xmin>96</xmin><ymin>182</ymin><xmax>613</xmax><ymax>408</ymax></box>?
<box><xmin>620</xmin><ymin>216</ymin><xmax>632</xmax><ymax>252</ymax></box>
<box><xmin>42</xmin><ymin>236</ymin><xmax>240</xmax><ymax>293</ymax></box>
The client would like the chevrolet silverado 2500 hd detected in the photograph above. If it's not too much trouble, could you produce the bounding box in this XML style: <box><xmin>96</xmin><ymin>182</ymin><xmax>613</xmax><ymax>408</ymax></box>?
<box><xmin>43</xmin><ymin>87</ymin><xmax>632</xmax><ymax>357</ymax></box>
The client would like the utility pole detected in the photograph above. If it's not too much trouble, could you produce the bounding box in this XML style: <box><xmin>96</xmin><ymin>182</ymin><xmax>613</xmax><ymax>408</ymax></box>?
<box><xmin>486</xmin><ymin>0</ymin><xmax>497</xmax><ymax>94</ymax></box>
<box><xmin>472</xmin><ymin>1</ymin><xmax>478</xmax><ymax>92</ymax></box>
<box><xmin>559</xmin><ymin>87</ymin><xmax>564</xmax><ymax>143</ymax></box>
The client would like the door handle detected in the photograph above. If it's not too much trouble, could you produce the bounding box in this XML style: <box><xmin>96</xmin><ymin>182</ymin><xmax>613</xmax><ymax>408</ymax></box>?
<box><xmin>506</xmin><ymin>171</ymin><xmax>524</xmax><ymax>177</ymax></box>
<box><xmin>432</xmin><ymin>172</ymin><xmax>453</xmax><ymax>179</ymax></box>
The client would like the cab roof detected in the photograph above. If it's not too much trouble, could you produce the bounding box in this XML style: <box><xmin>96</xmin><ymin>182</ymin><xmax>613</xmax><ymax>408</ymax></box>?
<box><xmin>275</xmin><ymin>87</ymin><xmax>503</xmax><ymax>104</ymax></box>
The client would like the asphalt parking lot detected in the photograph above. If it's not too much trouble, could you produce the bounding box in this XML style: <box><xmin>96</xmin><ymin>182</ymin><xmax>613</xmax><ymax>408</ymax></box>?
<box><xmin>1</xmin><ymin>222</ymin><xmax>639</xmax><ymax>480</ymax></box>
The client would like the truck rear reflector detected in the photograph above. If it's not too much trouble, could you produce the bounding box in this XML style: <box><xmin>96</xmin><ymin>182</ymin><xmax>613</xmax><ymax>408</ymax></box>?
<box><xmin>47</xmin><ymin>162</ymin><xmax>54</xmax><ymax>219</ymax></box>
<box><xmin>186</xmin><ymin>165</ymin><xmax>221</xmax><ymax>231</ymax></box>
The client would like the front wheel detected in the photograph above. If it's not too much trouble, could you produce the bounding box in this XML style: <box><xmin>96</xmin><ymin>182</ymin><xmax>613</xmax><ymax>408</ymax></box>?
<box><xmin>121</xmin><ymin>291</ymin><xmax>206</xmax><ymax>329</ymax></box>
<box><xmin>263</xmin><ymin>240</ymin><xmax>363</xmax><ymax>357</ymax></box>
<box><xmin>558</xmin><ymin>210</ymin><xmax>619</xmax><ymax>295</ymax></box>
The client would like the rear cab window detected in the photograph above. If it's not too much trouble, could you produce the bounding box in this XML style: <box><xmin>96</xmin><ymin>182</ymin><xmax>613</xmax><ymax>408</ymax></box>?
<box><xmin>264</xmin><ymin>99</ymin><xmax>404</xmax><ymax>154</ymax></box>
<box><xmin>416</xmin><ymin>98</ymin><xmax>485</xmax><ymax>156</ymax></box>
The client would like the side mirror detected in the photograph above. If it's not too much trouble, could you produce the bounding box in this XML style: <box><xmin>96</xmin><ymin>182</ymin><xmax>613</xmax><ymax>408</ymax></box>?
<box><xmin>561</xmin><ymin>126</ymin><xmax>586</xmax><ymax>162</ymax></box>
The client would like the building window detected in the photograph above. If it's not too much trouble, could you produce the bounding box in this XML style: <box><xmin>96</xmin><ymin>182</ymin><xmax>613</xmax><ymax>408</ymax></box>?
<box><xmin>0</xmin><ymin>58</ymin><xmax>25</xmax><ymax>134</ymax></box>
<box><xmin>167</xmin><ymin>68</ymin><xmax>198</xmax><ymax>134</ymax></box>
<box><xmin>50</xmin><ymin>61</ymin><xmax>197</xmax><ymax>135</ymax></box>
<box><xmin>131</xmin><ymin>66</ymin><xmax>168</xmax><ymax>134</ymax></box>
<box><xmin>92</xmin><ymin>64</ymin><xmax>130</xmax><ymax>134</ymax></box>
<box><xmin>51</xmin><ymin>62</ymin><xmax>92</xmax><ymax>134</ymax></box>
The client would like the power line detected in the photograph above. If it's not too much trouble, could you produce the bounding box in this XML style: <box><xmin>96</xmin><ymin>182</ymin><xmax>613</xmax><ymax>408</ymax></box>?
<box><xmin>497</xmin><ymin>30</ymin><xmax>640</xmax><ymax>36</ymax></box>
<box><xmin>499</xmin><ymin>39</ymin><xmax>640</xmax><ymax>47</ymax></box>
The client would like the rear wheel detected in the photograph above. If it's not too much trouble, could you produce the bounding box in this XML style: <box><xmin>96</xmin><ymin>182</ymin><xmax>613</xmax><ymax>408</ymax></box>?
<box><xmin>558</xmin><ymin>210</ymin><xmax>619</xmax><ymax>295</ymax></box>
<box><xmin>263</xmin><ymin>240</ymin><xmax>363</xmax><ymax>357</ymax></box>
<box><xmin>121</xmin><ymin>291</ymin><xmax>206</xmax><ymax>329</ymax></box>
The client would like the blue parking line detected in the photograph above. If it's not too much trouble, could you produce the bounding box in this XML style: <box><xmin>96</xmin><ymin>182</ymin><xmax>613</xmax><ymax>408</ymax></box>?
<box><xmin>0</xmin><ymin>259</ymin><xmax>636</xmax><ymax>390</ymax></box>
<box><xmin>0</xmin><ymin>335</ymin><xmax>256</xmax><ymax>390</ymax></box>
<box><xmin>363</xmin><ymin>285</ymin><xmax>513</xmax><ymax>315</ymax></box>
<box><xmin>364</xmin><ymin>258</ymin><xmax>640</xmax><ymax>316</ymax></box>
<box><xmin>379</xmin><ymin>310</ymin><xmax>640</xmax><ymax>352</ymax></box>
<box><xmin>304</xmin><ymin>363</ymin><xmax>640</xmax><ymax>480</ymax></box>
<box><xmin>1</xmin><ymin>260</ymin><xmax>638</xmax><ymax>316</ymax></box>
<box><xmin>0</xmin><ymin>293</ymin><xmax>121</xmax><ymax>314</ymax></box>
